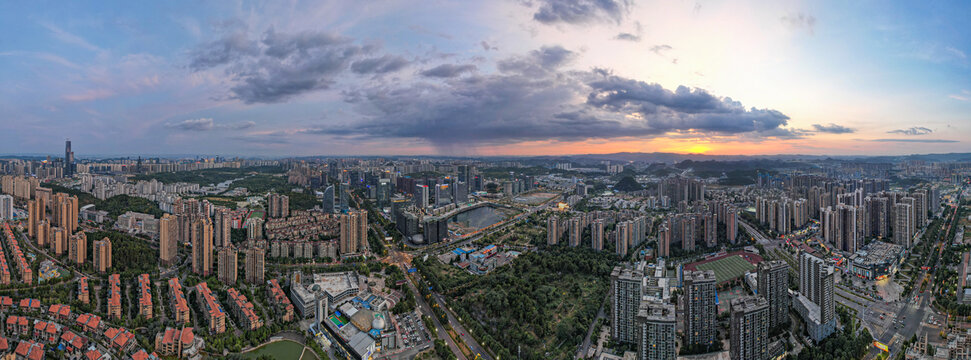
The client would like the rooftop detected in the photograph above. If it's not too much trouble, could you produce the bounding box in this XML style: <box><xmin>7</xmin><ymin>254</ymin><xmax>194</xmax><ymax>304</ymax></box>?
<box><xmin>311</xmin><ymin>272</ymin><xmax>361</xmax><ymax>300</ymax></box>
<box><xmin>638</xmin><ymin>300</ymin><xmax>675</xmax><ymax>323</ymax></box>
<box><xmin>730</xmin><ymin>296</ymin><xmax>768</xmax><ymax>312</ymax></box>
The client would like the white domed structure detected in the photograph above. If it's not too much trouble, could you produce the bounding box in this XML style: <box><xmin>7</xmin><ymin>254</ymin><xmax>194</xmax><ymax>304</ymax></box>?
<box><xmin>372</xmin><ymin>316</ymin><xmax>386</xmax><ymax>330</ymax></box>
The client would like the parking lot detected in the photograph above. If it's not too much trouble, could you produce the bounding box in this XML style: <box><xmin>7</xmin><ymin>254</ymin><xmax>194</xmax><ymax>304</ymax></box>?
<box><xmin>396</xmin><ymin>312</ymin><xmax>431</xmax><ymax>349</ymax></box>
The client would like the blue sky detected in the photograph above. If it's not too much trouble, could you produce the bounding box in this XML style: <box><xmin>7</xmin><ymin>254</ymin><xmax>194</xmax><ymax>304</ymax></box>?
<box><xmin>1</xmin><ymin>0</ymin><xmax>969</xmax><ymax>157</ymax></box>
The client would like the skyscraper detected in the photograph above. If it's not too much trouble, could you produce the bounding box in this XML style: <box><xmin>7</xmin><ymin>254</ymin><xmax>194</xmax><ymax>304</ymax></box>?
<box><xmin>339</xmin><ymin>182</ymin><xmax>349</xmax><ymax>212</ymax></box>
<box><xmin>726</xmin><ymin>206</ymin><xmax>738</xmax><ymax>243</ymax></box>
<box><xmin>912</xmin><ymin>190</ymin><xmax>928</xmax><ymax>227</ymax></box>
<box><xmin>546</xmin><ymin>216</ymin><xmax>559</xmax><ymax>245</ymax></box>
<box><xmin>458</xmin><ymin>164</ymin><xmax>473</xmax><ymax>183</ymax></box>
<box><xmin>192</xmin><ymin>217</ymin><xmax>214</xmax><ymax>276</ymax></box>
<box><xmin>218</xmin><ymin>247</ymin><xmax>238</xmax><ymax>284</ymax></box>
<box><xmin>799</xmin><ymin>252</ymin><xmax>835</xmax><ymax>324</ymax></box>
<box><xmin>730</xmin><ymin>296</ymin><xmax>769</xmax><ymax>360</ymax></box>
<box><xmin>423</xmin><ymin>217</ymin><xmax>448</xmax><ymax>244</ymax></box>
<box><xmin>377</xmin><ymin>179</ymin><xmax>392</xmax><ymax>207</ymax></box>
<box><xmin>36</xmin><ymin>221</ymin><xmax>50</xmax><ymax>248</ymax></box>
<box><xmin>435</xmin><ymin>184</ymin><xmax>450</xmax><ymax>206</ymax></box>
<box><xmin>159</xmin><ymin>214</ymin><xmax>178</xmax><ymax>266</ymax></box>
<box><xmin>52</xmin><ymin>193</ymin><xmax>79</xmax><ymax>234</ymax></box>
<box><xmin>267</xmin><ymin>194</ymin><xmax>289</xmax><ymax>218</ymax></box>
<box><xmin>757</xmin><ymin>260</ymin><xmax>790</xmax><ymax>330</ymax></box>
<box><xmin>52</xmin><ymin>227</ymin><xmax>67</xmax><ymax>256</ymax></box>
<box><xmin>64</xmin><ymin>139</ymin><xmax>74</xmax><ymax>177</ymax></box>
<box><xmin>246</xmin><ymin>217</ymin><xmax>264</xmax><ymax>241</ymax></box>
<box><xmin>657</xmin><ymin>223</ymin><xmax>671</xmax><ymax>257</ymax></box>
<box><xmin>591</xmin><ymin>219</ymin><xmax>604</xmax><ymax>251</ymax></box>
<box><xmin>611</xmin><ymin>265</ymin><xmax>643</xmax><ymax>343</ymax></box>
<box><xmin>636</xmin><ymin>300</ymin><xmax>677</xmax><ymax>360</ymax></box>
<box><xmin>839</xmin><ymin>204</ymin><xmax>859</xmax><ymax>252</ymax></box>
<box><xmin>69</xmin><ymin>232</ymin><xmax>87</xmax><ymax>265</ymax></box>
<box><xmin>27</xmin><ymin>199</ymin><xmax>38</xmax><ymax>239</ymax></box>
<box><xmin>568</xmin><ymin>217</ymin><xmax>581</xmax><ymax>247</ymax></box>
<box><xmin>0</xmin><ymin>195</ymin><xmax>12</xmax><ymax>220</ymax></box>
<box><xmin>683</xmin><ymin>270</ymin><xmax>717</xmax><ymax>348</ymax></box>
<box><xmin>451</xmin><ymin>181</ymin><xmax>469</xmax><ymax>204</ymax></box>
<box><xmin>322</xmin><ymin>185</ymin><xmax>335</xmax><ymax>213</ymax></box>
<box><xmin>894</xmin><ymin>202</ymin><xmax>914</xmax><ymax>246</ymax></box>
<box><xmin>616</xmin><ymin>221</ymin><xmax>631</xmax><ymax>256</ymax></box>
<box><xmin>36</xmin><ymin>186</ymin><xmax>51</xmax><ymax>211</ymax></box>
<box><xmin>864</xmin><ymin>196</ymin><xmax>889</xmax><ymax>239</ymax></box>
<box><xmin>415</xmin><ymin>184</ymin><xmax>429</xmax><ymax>209</ymax></box>
<box><xmin>340</xmin><ymin>210</ymin><xmax>367</xmax><ymax>255</ymax></box>
<box><xmin>93</xmin><ymin>237</ymin><xmax>112</xmax><ymax>273</ymax></box>
<box><xmin>214</xmin><ymin>208</ymin><xmax>232</xmax><ymax>248</ymax></box>
<box><xmin>340</xmin><ymin>214</ymin><xmax>357</xmax><ymax>256</ymax></box>
<box><xmin>244</xmin><ymin>247</ymin><xmax>265</xmax><ymax>284</ymax></box>
<box><xmin>355</xmin><ymin>209</ymin><xmax>368</xmax><ymax>251</ymax></box>
<box><xmin>821</xmin><ymin>205</ymin><xmax>859</xmax><ymax>253</ymax></box>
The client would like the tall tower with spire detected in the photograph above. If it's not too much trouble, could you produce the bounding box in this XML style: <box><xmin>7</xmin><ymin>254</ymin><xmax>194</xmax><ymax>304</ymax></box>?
<box><xmin>64</xmin><ymin>138</ymin><xmax>74</xmax><ymax>177</ymax></box>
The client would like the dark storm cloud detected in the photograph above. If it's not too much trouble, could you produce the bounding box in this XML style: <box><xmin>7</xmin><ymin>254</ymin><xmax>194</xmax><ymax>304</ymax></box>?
<box><xmin>887</xmin><ymin>126</ymin><xmax>932</xmax><ymax>135</ymax></box>
<box><xmin>306</xmin><ymin>46</ymin><xmax>795</xmax><ymax>147</ymax></box>
<box><xmin>585</xmin><ymin>76</ymin><xmax>791</xmax><ymax>134</ymax></box>
<box><xmin>419</xmin><ymin>64</ymin><xmax>477</xmax><ymax>78</ymax></box>
<box><xmin>229</xmin><ymin>131</ymin><xmax>291</xmax><ymax>144</ymax></box>
<box><xmin>165</xmin><ymin>118</ymin><xmax>255</xmax><ymax>131</ymax></box>
<box><xmin>531</xmin><ymin>0</ymin><xmax>632</xmax><ymax>25</ymax></box>
<box><xmin>614</xmin><ymin>33</ymin><xmax>640</xmax><ymax>41</ymax></box>
<box><xmin>167</xmin><ymin>118</ymin><xmax>214</xmax><ymax>131</ymax></box>
<box><xmin>228</xmin><ymin>29</ymin><xmax>368</xmax><ymax>103</ymax></box>
<box><xmin>188</xmin><ymin>32</ymin><xmax>259</xmax><ymax>70</ymax></box>
<box><xmin>755</xmin><ymin>127</ymin><xmax>807</xmax><ymax>140</ymax></box>
<box><xmin>811</xmin><ymin>123</ymin><xmax>855</xmax><ymax>134</ymax></box>
<box><xmin>350</xmin><ymin>55</ymin><xmax>410</xmax><ymax>74</ymax></box>
<box><xmin>260</xmin><ymin>29</ymin><xmax>351</xmax><ymax>58</ymax></box>
<box><xmin>497</xmin><ymin>45</ymin><xmax>576</xmax><ymax>76</ymax></box>
<box><xmin>188</xmin><ymin>26</ymin><xmax>399</xmax><ymax>104</ymax></box>
<box><xmin>871</xmin><ymin>138</ymin><xmax>957</xmax><ymax>143</ymax></box>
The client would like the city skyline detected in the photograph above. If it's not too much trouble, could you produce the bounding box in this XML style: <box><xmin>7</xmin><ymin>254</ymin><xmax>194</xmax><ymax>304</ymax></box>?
<box><xmin>1</xmin><ymin>1</ymin><xmax>969</xmax><ymax>157</ymax></box>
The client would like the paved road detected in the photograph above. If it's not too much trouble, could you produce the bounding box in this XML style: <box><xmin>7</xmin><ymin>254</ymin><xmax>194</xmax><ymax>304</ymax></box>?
<box><xmin>740</xmin><ymin>210</ymin><xmax>938</xmax><ymax>359</ymax></box>
<box><xmin>13</xmin><ymin>222</ymin><xmax>101</xmax><ymax>280</ymax></box>
<box><xmin>431</xmin><ymin>292</ymin><xmax>492</xmax><ymax>360</ymax></box>
<box><xmin>864</xmin><ymin>201</ymin><xmax>960</xmax><ymax>358</ymax></box>
<box><xmin>739</xmin><ymin>219</ymin><xmax>772</xmax><ymax>245</ymax></box>
<box><xmin>400</xmin><ymin>262</ymin><xmax>467</xmax><ymax>360</ymax></box>
<box><xmin>576</xmin><ymin>294</ymin><xmax>608</xmax><ymax>359</ymax></box>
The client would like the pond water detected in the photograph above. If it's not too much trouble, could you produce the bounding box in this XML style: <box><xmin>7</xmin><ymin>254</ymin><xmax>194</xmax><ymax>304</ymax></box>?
<box><xmin>449</xmin><ymin>205</ymin><xmax>511</xmax><ymax>231</ymax></box>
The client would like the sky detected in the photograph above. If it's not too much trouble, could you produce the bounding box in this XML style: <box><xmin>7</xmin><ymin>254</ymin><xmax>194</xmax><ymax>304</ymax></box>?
<box><xmin>1</xmin><ymin>0</ymin><xmax>969</xmax><ymax>157</ymax></box>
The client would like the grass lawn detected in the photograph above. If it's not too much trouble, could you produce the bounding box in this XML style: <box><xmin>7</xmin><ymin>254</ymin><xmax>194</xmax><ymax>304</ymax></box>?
<box><xmin>695</xmin><ymin>255</ymin><xmax>755</xmax><ymax>283</ymax></box>
<box><xmin>242</xmin><ymin>340</ymin><xmax>306</xmax><ymax>360</ymax></box>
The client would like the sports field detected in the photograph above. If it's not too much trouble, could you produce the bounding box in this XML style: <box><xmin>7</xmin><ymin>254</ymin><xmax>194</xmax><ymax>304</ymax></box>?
<box><xmin>241</xmin><ymin>340</ymin><xmax>317</xmax><ymax>360</ymax></box>
<box><xmin>693</xmin><ymin>255</ymin><xmax>756</xmax><ymax>283</ymax></box>
<box><xmin>247</xmin><ymin>209</ymin><xmax>266</xmax><ymax>221</ymax></box>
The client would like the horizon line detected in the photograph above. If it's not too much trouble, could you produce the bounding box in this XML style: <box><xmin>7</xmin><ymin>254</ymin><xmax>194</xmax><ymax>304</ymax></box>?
<box><xmin>3</xmin><ymin>150</ymin><xmax>971</xmax><ymax>160</ymax></box>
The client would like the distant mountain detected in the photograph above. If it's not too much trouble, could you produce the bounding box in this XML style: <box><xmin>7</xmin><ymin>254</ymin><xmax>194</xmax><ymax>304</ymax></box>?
<box><xmin>531</xmin><ymin>152</ymin><xmax>971</xmax><ymax>164</ymax></box>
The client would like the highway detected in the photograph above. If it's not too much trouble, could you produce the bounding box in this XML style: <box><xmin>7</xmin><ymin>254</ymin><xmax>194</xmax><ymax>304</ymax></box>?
<box><xmin>739</xmin><ymin>219</ymin><xmax>773</xmax><ymax>245</ymax></box>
